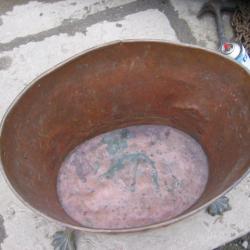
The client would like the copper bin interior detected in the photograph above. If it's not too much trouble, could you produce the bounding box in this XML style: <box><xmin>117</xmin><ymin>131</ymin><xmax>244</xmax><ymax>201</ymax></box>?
<box><xmin>0</xmin><ymin>41</ymin><xmax>250</xmax><ymax>232</ymax></box>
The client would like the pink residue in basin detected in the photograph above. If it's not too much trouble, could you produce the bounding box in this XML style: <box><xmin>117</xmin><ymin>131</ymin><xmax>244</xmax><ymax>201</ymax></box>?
<box><xmin>57</xmin><ymin>125</ymin><xmax>208</xmax><ymax>229</ymax></box>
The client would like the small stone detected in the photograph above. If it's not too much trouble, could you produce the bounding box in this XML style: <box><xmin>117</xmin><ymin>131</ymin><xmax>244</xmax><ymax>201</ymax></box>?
<box><xmin>39</xmin><ymin>13</ymin><xmax>43</xmax><ymax>16</ymax></box>
<box><xmin>116</xmin><ymin>23</ymin><xmax>122</xmax><ymax>28</ymax></box>
<box><xmin>242</xmin><ymin>240</ymin><xmax>248</xmax><ymax>249</ymax></box>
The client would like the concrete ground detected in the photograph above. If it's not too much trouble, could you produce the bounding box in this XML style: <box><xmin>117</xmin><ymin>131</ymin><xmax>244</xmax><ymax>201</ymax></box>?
<box><xmin>0</xmin><ymin>0</ymin><xmax>249</xmax><ymax>249</ymax></box>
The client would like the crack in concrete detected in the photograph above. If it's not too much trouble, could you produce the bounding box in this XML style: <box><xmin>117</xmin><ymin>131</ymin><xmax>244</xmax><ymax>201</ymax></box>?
<box><xmin>0</xmin><ymin>215</ymin><xmax>7</xmax><ymax>250</ymax></box>
<box><xmin>0</xmin><ymin>0</ymin><xmax>196</xmax><ymax>53</ymax></box>
<box><xmin>162</xmin><ymin>0</ymin><xmax>197</xmax><ymax>44</ymax></box>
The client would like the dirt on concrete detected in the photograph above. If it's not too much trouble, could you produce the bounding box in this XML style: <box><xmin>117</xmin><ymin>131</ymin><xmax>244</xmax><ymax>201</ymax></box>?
<box><xmin>0</xmin><ymin>214</ymin><xmax>7</xmax><ymax>250</ymax></box>
<box><xmin>215</xmin><ymin>232</ymin><xmax>250</xmax><ymax>250</ymax></box>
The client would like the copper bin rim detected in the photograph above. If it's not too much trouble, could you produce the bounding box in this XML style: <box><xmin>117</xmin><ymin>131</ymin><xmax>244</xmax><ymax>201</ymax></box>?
<box><xmin>0</xmin><ymin>39</ymin><xmax>250</xmax><ymax>233</ymax></box>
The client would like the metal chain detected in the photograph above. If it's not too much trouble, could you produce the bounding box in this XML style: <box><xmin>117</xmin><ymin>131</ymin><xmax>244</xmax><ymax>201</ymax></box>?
<box><xmin>231</xmin><ymin>0</ymin><xmax>250</xmax><ymax>52</ymax></box>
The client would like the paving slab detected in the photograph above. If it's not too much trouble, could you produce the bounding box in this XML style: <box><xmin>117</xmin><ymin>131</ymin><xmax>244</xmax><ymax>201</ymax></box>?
<box><xmin>0</xmin><ymin>0</ymin><xmax>249</xmax><ymax>249</ymax></box>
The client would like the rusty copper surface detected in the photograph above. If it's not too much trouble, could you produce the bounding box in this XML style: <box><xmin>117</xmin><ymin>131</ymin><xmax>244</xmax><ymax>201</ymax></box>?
<box><xmin>0</xmin><ymin>40</ymin><xmax>250</xmax><ymax>232</ymax></box>
<box><xmin>57</xmin><ymin>125</ymin><xmax>208</xmax><ymax>229</ymax></box>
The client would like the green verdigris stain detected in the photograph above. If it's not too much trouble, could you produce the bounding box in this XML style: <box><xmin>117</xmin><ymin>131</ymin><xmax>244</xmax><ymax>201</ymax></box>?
<box><xmin>101</xmin><ymin>152</ymin><xmax>160</xmax><ymax>192</ymax></box>
<box><xmin>93</xmin><ymin>162</ymin><xmax>100</xmax><ymax>174</ymax></box>
<box><xmin>101</xmin><ymin>128</ymin><xmax>159</xmax><ymax>192</ymax></box>
<box><xmin>102</xmin><ymin>128</ymin><xmax>133</xmax><ymax>155</ymax></box>
<box><xmin>120</xmin><ymin>128</ymin><xmax>131</xmax><ymax>139</ymax></box>
<box><xmin>166</xmin><ymin>175</ymin><xmax>184</xmax><ymax>193</ymax></box>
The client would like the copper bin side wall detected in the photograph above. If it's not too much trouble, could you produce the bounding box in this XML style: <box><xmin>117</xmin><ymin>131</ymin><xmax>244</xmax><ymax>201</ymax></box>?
<box><xmin>1</xmin><ymin>41</ymin><xmax>250</xmax><ymax>232</ymax></box>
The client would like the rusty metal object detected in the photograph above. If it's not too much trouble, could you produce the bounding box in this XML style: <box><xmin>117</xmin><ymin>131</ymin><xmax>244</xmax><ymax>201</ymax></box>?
<box><xmin>198</xmin><ymin>0</ymin><xmax>236</xmax><ymax>45</ymax></box>
<box><xmin>0</xmin><ymin>40</ymin><xmax>250</xmax><ymax>233</ymax></box>
<box><xmin>232</xmin><ymin>0</ymin><xmax>250</xmax><ymax>52</ymax></box>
